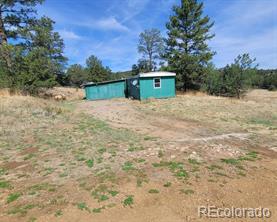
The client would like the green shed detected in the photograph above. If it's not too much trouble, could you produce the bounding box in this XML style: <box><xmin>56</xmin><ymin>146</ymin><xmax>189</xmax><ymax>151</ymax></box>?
<box><xmin>84</xmin><ymin>71</ymin><xmax>176</xmax><ymax>100</ymax></box>
<box><xmin>84</xmin><ymin>79</ymin><xmax>126</xmax><ymax>100</ymax></box>
<box><xmin>127</xmin><ymin>72</ymin><xmax>176</xmax><ymax>100</ymax></box>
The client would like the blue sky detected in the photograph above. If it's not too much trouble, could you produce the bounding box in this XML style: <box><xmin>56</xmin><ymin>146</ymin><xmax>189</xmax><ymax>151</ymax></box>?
<box><xmin>37</xmin><ymin>0</ymin><xmax>277</xmax><ymax>71</ymax></box>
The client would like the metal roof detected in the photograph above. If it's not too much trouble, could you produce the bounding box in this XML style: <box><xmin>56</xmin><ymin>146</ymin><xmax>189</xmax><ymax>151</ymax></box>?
<box><xmin>83</xmin><ymin>78</ymin><xmax>126</xmax><ymax>87</ymax></box>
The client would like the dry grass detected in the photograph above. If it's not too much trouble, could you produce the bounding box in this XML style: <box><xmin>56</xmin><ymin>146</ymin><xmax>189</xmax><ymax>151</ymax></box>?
<box><xmin>138</xmin><ymin>90</ymin><xmax>277</xmax><ymax>139</ymax></box>
<box><xmin>0</xmin><ymin>90</ymin><xmax>276</xmax><ymax>221</ymax></box>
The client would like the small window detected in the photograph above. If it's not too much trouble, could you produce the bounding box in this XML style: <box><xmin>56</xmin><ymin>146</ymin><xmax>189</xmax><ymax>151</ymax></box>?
<box><xmin>153</xmin><ymin>78</ymin><xmax>161</xmax><ymax>88</ymax></box>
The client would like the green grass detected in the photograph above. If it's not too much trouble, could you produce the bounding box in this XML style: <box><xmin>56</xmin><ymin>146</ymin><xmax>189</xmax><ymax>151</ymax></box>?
<box><xmin>0</xmin><ymin>180</ymin><xmax>11</xmax><ymax>189</ymax></box>
<box><xmin>0</xmin><ymin>168</ymin><xmax>7</xmax><ymax>176</ymax></box>
<box><xmin>98</xmin><ymin>147</ymin><xmax>107</xmax><ymax>154</ymax></box>
<box><xmin>180</xmin><ymin>189</ymin><xmax>194</xmax><ymax>195</ymax></box>
<box><xmin>221</xmin><ymin>151</ymin><xmax>259</xmax><ymax>168</ymax></box>
<box><xmin>207</xmin><ymin>164</ymin><xmax>223</xmax><ymax>171</ymax></box>
<box><xmin>148</xmin><ymin>189</ymin><xmax>159</xmax><ymax>194</ymax></box>
<box><xmin>92</xmin><ymin>208</ymin><xmax>102</xmax><ymax>213</ymax></box>
<box><xmin>123</xmin><ymin>195</ymin><xmax>134</xmax><ymax>207</ymax></box>
<box><xmin>24</xmin><ymin>153</ymin><xmax>35</xmax><ymax>161</ymax></box>
<box><xmin>7</xmin><ymin>192</ymin><xmax>22</xmax><ymax>203</ymax></box>
<box><xmin>152</xmin><ymin>161</ymin><xmax>189</xmax><ymax>179</ymax></box>
<box><xmin>221</xmin><ymin>158</ymin><xmax>240</xmax><ymax>165</ymax></box>
<box><xmin>55</xmin><ymin>209</ymin><xmax>63</xmax><ymax>217</ymax></box>
<box><xmin>238</xmin><ymin>151</ymin><xmax>258</xmax><ymax>161</ymax></box>
<box><xmin>249</xmin><ymin>118</ymin><xmax>274</xmax><ymax>127</ymax></box>
<box><xmin>127</xmin><ymin>145</ymin><xmax>144</xmax><ymax>152</ymax></box>
<box><xmin>108</xmin><ymin>190</ymin><xmax>119</xmax><ymax>197</ymax></box>
<box><xmin>91</xmin><ymin>185</ymin><xmax>118</xmax><ymax>202</ymax></box>
<box><xmin>29</xmin><ymin>183</ymin><xmax>56</xmax><ymax>192</ymax></box>
<box><xmin>77</xmin><ymin>202</ymin><xmax>90</xmax><ymax>212</ymax></box>
<box><xmin>214</xmin><ymin>171</ymin><xmax>229</xmax><ymax>177</ymax></box>
<box><xmin>86</xmin><ymin>159</ymin><xmax>94</xmax><ymax>168</ymax></box>
<box><xmin>143</xmin><ymin>136</ymin><xmax>157</xmax><ymax>141</ymax></box>
<box><xmin>7</xmin><ymin>204</ymin><xmax>35</xmax><ymax>216</ymax></box>
<box><xmin>188</xmin><ymin>158</ymin><xmax>200</xmax><ymax>165</ymax></box>
<box><xmin>122</xmin><ymin>161</ymin><xmax>135</xmax><ymax>171</ymax></box>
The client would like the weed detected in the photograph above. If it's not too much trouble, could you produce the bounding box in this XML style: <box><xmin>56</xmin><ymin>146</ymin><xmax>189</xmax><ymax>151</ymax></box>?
<box><xmin>0</xmin><ymin>180</ymin><xmax>11</xmax><ymax>189</ymax></box>
<box><xmin>108</xmin><ymin>190</ymin><xmax>119</xmax><ymax>197</ymax></box>
<box><xmin>7</xmin><ymin>192</ymin><xmax>21</xmax><ymax>203</ymax></box>
<box><xmin>188</xmin><ymin>158</ymin><xmax>200</xmax><ymax>165</ymax></box>
<box><xmin>237</xmin><ymin>171</ymin><xmax>246</xmax><ymax>177</ymax></box>
<box><xmin>59</xmin><ymin>172</ymin><xmax>68</xmax><ymax>177</ymax></box>
<box><xmin>128</xmin><ymin>145</ymin><xmax>144</xmax><ymax>152</ymax></box>
<box><xmin>98</xmin><ymin>147</ymin><xmax>106</xmax><ymax>154</ymax></box>
<box><xmin>214</xmin><ymin>171</ymin><xmax>229</xmax><ymax>177</ymax></box>
<box><xmin>175</xmin><ymin>169</ymin><xmax>189</xmax><ymax>179</ymax></box>
<box><xmin>239</xmin><ymin>151</ymin><xmax>258</xmax><ymax>161</ymax></box>
<box><xmin>28</xmin><ymin>217</ymin><xmax>37</xmax><ymax>222</ymax></box>
<box><xmin>86</xmin><ymin>159</ymin><xmax>94</xmax><ymax>168</ymax></box>
<box><xmin>0</xmin><ymin>168</ymin><xmax>7</xmax><ymax>176</ymax></box>
<box><xmin>148</xmin><ymin>189</ymin><xmax>159</xmax><ymax>194</ymax></box>
<box><xmin>122</xmin><ymin>161</ymin><xmax>135</xmax><ymax>171</ymax></box>
<box><xmin>207</xmin><ymin>164</ymin><xmax>223</xmax><ymax>171</ymax></box>
<box><xmin>24</xmin><ymin>153</ymin><xmax>35</xmax><ymax>161</ymax></box>
<box><xmin>29</xmin><ymin>183</ymin><xmax>56</xmax><ymax>192</ymax></box>
<box><xmin>180</xmin><ymin>189</ymin><xmax>194</xmax><ymax>195</ymax></box>
<box><xmin>123</xmin><ymin>195</ymin><xmax>134</xmax><ymax>207</ymax></box>
<box><xmin>158</xmin><ymin>150</ymin><xmax>164</xmax><ymax>158</ymax></box>
<box><xmin>43</xmin><ymin>167</ymin><xmax>55</xmax><ymax>176</ymax></box>
<box><xmin>77</xmin><ymin>202</ymin><xmax>90</xmax><ymax>212</ymax></box>
<box><xmin>144</xmin><ymin>136</ymin><xmax>157</xmax><ymax>141</ymax></box>
<box><xmin>99</xmin><ymin>194</ymin><xmax>109</xmax><ymax>202</ymax></box>
<box><xmin>76</xmin><ymin>156</ymin><xmax>86</xmax><ymax>161</ymax></box>
<box><xmin>92</xmin><ymin>208</ymin><xmax>102</xmax><ymax>213</ymax></box>
<box><xmin>163</xmin><ymin>182</ymin><xmax>172</xmax><ymax>187</ymax></box>
<box><xmin>152</xmin><ymin>161</ymin><xmax>189</xmax><ymax>179</ymax></box>
<box><xmin>7</xmin><ymin>204</ymin><xmax>35</xmax><ymax>216</ymax></box>
<box><xmin>55</xmin><ymin>209</ymin><xmax>63</xmax><ymax>217</ymax></box>
<box><xmin>135</xmin><ymin>158</ymin><xmax>146</xmax><ymax>163</ymax></box>
<box><xmin>221</xmin><ymin>158</ymin><xmax>240</xmax><ymax>165</ymax></box>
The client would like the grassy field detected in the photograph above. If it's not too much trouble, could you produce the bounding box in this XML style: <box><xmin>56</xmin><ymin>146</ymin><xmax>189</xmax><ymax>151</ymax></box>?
<box><xmin>0</xmin><ymin>90</ymin><xmax>276</xmax><ymax>222</ymax></box>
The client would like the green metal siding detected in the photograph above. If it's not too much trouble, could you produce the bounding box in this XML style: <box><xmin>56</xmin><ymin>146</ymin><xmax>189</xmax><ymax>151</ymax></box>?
<box><xmin>85</xmin><ymin>80</ymin><xmax>125</xmax><ymax>100</ymax></box>
<box><xmin>139</xmin><ymin>76</ymin><xmax>175</xmax><ymax>100</ymax></box>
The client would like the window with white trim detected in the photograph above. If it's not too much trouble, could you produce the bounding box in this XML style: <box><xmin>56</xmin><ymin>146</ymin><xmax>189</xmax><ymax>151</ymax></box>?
<box><xmin>153</xmin><ymin>78</ymin><xmax>161</xmax><ymax>88</ymax></box>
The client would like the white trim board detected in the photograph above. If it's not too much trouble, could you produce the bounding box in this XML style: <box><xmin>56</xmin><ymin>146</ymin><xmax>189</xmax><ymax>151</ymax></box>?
<box><xmin>139</xmin><ymin>71</ymin><xmax>176</xmax><ymax>78</ymax></box>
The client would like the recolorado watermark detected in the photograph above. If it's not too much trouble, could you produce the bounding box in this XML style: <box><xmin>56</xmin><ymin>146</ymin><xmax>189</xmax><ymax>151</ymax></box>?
<box><xmin>198</xmin><ymin>205</ymin><xmax>272</xmax><ymax>219</ymax></box>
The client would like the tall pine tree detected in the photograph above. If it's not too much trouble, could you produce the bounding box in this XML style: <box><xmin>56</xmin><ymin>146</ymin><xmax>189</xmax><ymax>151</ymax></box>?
<box><xmin>164</xmin><ymin>0</ymin><xmax>215</xmax><ymax>91</ymax></box>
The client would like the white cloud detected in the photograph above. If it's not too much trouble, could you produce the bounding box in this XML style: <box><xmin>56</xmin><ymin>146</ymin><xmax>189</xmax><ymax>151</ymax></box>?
<box><xmin>95</xmin><ymin>17</ymin><xmax>129</xmax><ymax>31</ymax></box>
<box><xmin>58</xmin><ymin>30</ymin><xmax>82</xmax><ymax>40</ymax></box>
<box><xmin>73</xmin><ymin>17</ymin><xmax>129</xmax><ymax>32</ymax></box>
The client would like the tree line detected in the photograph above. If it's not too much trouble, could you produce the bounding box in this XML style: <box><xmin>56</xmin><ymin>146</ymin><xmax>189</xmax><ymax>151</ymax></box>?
<box><xmin>0</xmin><ymin>0</ymin><xmax>276</xmax><ymax>97</ymax></box>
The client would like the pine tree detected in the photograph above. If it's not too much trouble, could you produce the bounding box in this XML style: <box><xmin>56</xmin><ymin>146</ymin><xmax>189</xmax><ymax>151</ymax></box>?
<box><xmin>86</xmin><ymin>55</ymin><xmax>111</xmax><ymax>82</ymax></box>
<box><xmin>164</xmin><ymin>0</ymin><xmax>215</xmax><ymax>91</ymax></box>
<box><xmin>0</xmin><ymin>0</ymin><xmax>43</xmax><ymax>67</ymax></box>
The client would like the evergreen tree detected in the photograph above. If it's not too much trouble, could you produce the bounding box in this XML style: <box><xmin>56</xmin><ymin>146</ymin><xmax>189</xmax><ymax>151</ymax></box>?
<box><xmin>204</xmin><ymin>53</ymin><xmax>259</xmax><ymax>98</ymax></box>
<box><xmin>23</xmin><ymin>16</ymin><xmax>67</xmax><ymax>75</ymax></box>
<box><xmin>164</xmin><ymin>0</ymin><xmax>215</xmax><ymax>91</ymax></box>
<box><xmin>86</xmin><ymin>55</ymin><xmax>111</xmax><ymax>82</ymax></box>
<box><xmin>0</xmin><ymin>0</ymin><xmax>43</xmax><ymax>67</ymax></box>
<box><xmin>66</xmin><ymin>64</ymin><xmax>88</xmax><ymax>87</ymax></box>
<box><xmin>0</xmin><ymin>16</ymin><xmax>67</xmax><ymax>93</ymax></box>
